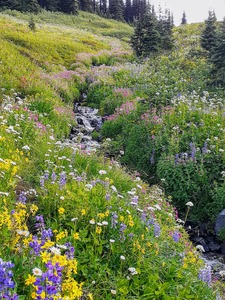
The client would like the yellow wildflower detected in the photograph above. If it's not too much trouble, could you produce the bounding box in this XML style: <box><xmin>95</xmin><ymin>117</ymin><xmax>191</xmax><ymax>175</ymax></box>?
<box><xmin>25</xmin><ymin>274</ymin><xmax>36</xmax><ymax>285</ymax></box>
<box><xmin>58</xmin><ymin>207</ymin><xmax>65</xmax><ymax>215</ymax></box>
<box><xmin>81</xmin><ymin>209</ymin><xmax>86</xmax><ymax>216</ymax></box>
<box><xmin>40</xmin><ymin>252</ymin><xmax>51</xmax><ymax>263</ymax></box>
<box><xmin>73</xmin><ymin>232</ymin><xmax>80</xmax><ymax>240</ymax></box>
<box><xmin>96</xmin><ymin>226</ymin><xmax>102</xmax><ymax>234</ymax></box>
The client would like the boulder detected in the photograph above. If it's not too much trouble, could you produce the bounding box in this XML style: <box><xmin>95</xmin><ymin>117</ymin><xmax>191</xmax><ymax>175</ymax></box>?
<box><xmin>215</xmin><ymin>209</ymin><xmax>225</xmax><ymax>236</ymax></box>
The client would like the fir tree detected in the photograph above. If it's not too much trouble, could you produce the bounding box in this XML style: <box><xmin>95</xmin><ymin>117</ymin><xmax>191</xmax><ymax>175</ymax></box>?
<box><xmin>124</xmin><ymin>0</ymin><xmax>132</xmax><ymax>22</ymax></box>
<box><xmin>38</xmin><ymin>0</ymin><xmax>59</xmax><ymax>11</ymax></box>
<box><xmin>99</xmin><ymin>0</ymin><xmax>107</xmax><ymax>15</ymax></box>
<box><xmin>60</xmin><ymin>0</ymin><xmax>78</xmax><ymax>14</ymax></box>
<box><xmin>79</xmin><ymin>0</ymin><xmax>93</xmax><ymax>12</ymax></box>
<box><xmin>108</xmin><ymin>0</ymin><xmax>124</xmax><ymax>21</ymax></box>
<box><xmin>158</xmin><ymin>8</ymin><xmax>174</xmax><ymax>50</ymax></box>
<box><xmin>210</xmin><ymin>18</ymin><xmax>225</xmax><ymax>86</ymax></box>
<box><xmin>131</xmin><ymin>7</ymin><xmax>161</xmax><ymax>57</ymax></box>
<box><xmin>181</xmin><ymin>11</ymin><xmax>187</xmax><ymax>24</ymax></box>
<box><xmin>201</xmin><ymin>10</ymin><xmax>217</xmax><ymax>55</ymax></box>
<box><xmin>1</xmin><ymin>0</ymin><xmax>40</xmax><ymax>12</ymax></box>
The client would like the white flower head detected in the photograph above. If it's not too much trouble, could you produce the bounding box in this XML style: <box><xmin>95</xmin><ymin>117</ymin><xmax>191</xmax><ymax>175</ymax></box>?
<box><xmin>50</xmin><ymin>246</ymin><xmax>61</xmax><ymax>255</ymax></box>
<box><xmin>120</xmin><ymin>255</ymin><xmax>125</xmax><ymax>260</ymax></box>
<box><xmin>99</xmin><ymin>170</ymin><xmax>107</xmax><ymax>175</ymax></box>
<box><xmin>110</xmin><ymin>239</ymin><xmax>115</xmax><ymax>243</ymax></box>
<box><xmin>32</xmin><ymin>268</ymin><xmax>42</xmax><ymax>276</ymax></box>
<box><xmin>111</xmin><ymin>290</ymin><xmax>117</xmax><ymax>295</ymax></box>
<box><xmin>90</xmin><ymin>220</ymin><xmax>95</xmax><ymax>225</ymax></box>
<box><xmin>186</xmin><ymin>201</ymin><xmax>194</xmax><ymax>207</ymax></box>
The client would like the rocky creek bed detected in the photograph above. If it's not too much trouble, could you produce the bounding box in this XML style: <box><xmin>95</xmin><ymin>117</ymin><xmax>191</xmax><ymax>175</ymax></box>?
<box><xmin>68</xmin><ymin>101</ymin><xmax>225</xmax><ymax>283</ymax></box>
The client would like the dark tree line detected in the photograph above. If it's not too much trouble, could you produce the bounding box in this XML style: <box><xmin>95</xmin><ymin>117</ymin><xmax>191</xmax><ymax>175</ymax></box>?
<box><xmin>201</xmin><ymin>10</ymin><xmax>225</xmax><ymax>86</ymax></box>
<box><xmin>0</xmin><ymin>0</ymin><xmax>79</xmax><ymax>14</ymax></box>
<box><xmin>0</xmin><ymin>0</ymin><xmax>163</xmax><ymax>23</ymax></box>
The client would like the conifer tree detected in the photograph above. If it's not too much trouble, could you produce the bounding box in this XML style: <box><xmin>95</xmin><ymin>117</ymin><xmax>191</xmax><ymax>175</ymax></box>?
<box><xmin>124</xmin><ymin>0</ymin><xmax>132</xmax><ymax>22</ymax></box>
<box><xmin>99</xmin><ymin>0</ymin><xmax>107</xmax><ymax>15</ymax></box>
<box><xmin>38</xmin><ymin>0</ymin><xmax>59</xmax><ymax>11</ymax></box>
<box><xmin>181</xmin><ymin>11</ymin><xmax>187</xmax><ymax>24</ymax></box>
<box><xmin>131</xmin><ymin>7</ymin><xmax>161</xmax><ymax>57</ymax></box>
<box><xmin>158</xmin><ymin>8</ymin><xmax>174</xmax><ymax>50</ymax></box>
<box><xmin>108</xmin><ymin>0</ymin><xmax>124</xmax><ymax>21</ymax></box>
<box><xmin>60</xmin><ymin>0</ymin><xmax>78</xmax><ymax>14</ymax></box>
<box><xmin>1</xmin><ymin>0</ymin><xmax>40</xmax><ymax>12</ymax></box>
<box><xmin>201</xmin><ymin>10</ymin><xmax>217</xmax><ymax>55</ymax></box>
<box><xmin>210</xmin><ymin>18</ymin><xmax>225</xmax><ymax>86</ymax></box>
<box><xmin>79</xmin><ymin>0</ymin><xmax>93</xmax><ymax>12</ymax></box>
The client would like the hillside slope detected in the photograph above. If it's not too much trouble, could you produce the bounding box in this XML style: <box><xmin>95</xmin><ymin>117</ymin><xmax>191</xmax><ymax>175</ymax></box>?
<box><xmin>0</xmin><ymin>11</ymin><xmax>219</xmax><ymax>299</ymax></box>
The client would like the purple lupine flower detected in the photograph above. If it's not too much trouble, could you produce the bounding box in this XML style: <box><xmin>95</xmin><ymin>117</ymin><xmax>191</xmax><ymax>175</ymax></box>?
<box><xmin>172</xmin><ymin>230</ymin><xmax>180</xmax><ymax>242</ymax></box>
<box><xmin>59</xmin><ymin>172</ymin><xmax>66</xmax><ymax>189</ymax></box>
<box><xmin>130</xmin><ymin>196</ymin><xmax>138</xmax><ymax>205</ymax></box>
<box><xmin>190</xmin><ymin>142</ymin><xmax>196</xmax><ymax>160</ymax></box>
<box><xmin>40</xmin><ymin>176</ymin><xmax>45</xmax><ymax>188</ymax></box>
<box><xmin>111</xmin><ymin>212</ymin><xmax>118</xmax><ymax>228</ymax></box>
<box><xmin>105</xmin><ymin>193</ymin><xmax>111</xmax><ymax>201</ymax></box>
<box><xmin>44</xmin><ymin>171</ymin><xmax>50</xmax><ymax>180</ymax></box>
<box><xmin>18</xmin><ymin>191</ymin><xmax>27</xmax><ymax>204</ymax></box>
<box><xmin>41</xmin><ymin>228</ymin><xmax>53</xmax><ymax>241</ymax></box>
<box><xmin>119</xmin><ymin>223</ymin><xmax>127</xmax><ymax>241</ymax></box>
<box><xmin>35</xmin><ymin>215</ymin><xmax>45</xmax><ymax>230</ymax></box>
<box><xmin>33</xmin><ymin>262</ymin><xmax>63</xmax><ymax>298</ymax></box>
<box><xmin>146</xmin><ymin>218</ymin><xmax>155</xmax><ymax>227</ymax></box>
<box><xmin>198</xmin><ymin>265</ymin><xmax>212</xmax><ymax>286</ymax></box>
<box><xmin>0</xmin><ymin>259</ymin><xmax>18</xmax><ymax>299</ymax></box>
<box><xmin>51</xmin><ymin>172</ymin><xmax>57</xmax><ymax>183</ymax></box>
<box><xmin>141</xmin><ymin>212</ymin><xmax>147</xmax><ymax>222</ymax></box>
<box><xmin>154</xmin><ymin>223</ymin><xmax>160</xmax><ymax>237</ymax></box>
<box><xmin>202</xmin><ymin>142</ymin><xmax>208</xmax><ymax>154</ymax></box>
<box><xmin>174</xmin><ymin>153</ymin><xmax>179</xmax><ymax>165</ymax></box>
<box><xmin>150</xmin><ymin>149</ymin><xmax>155</xmax><ymax>165</ymax></box>
<box><xmin>29</xmin><ymin>236</ymin><xmax>41</xmax><ymax>256</ymax></box>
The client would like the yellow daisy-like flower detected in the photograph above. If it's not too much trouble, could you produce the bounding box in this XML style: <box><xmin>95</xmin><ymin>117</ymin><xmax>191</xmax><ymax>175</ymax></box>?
<box><xmin>58</xmin><ymin>207</ymin><xmax>65</xmax><ymax>215</ymax></box>
<box><xmin>96</xmin><ymin>226</ymin><xmax>102</xmax><ymax>234</ymax></box>
<box><xmin>40</xmin><ymin>251</ymin><xmax>51</xmax><ymax>263</ymax></box>
<box><xmin>81</xmin><ymin>209</ymin><xmax>86</xmax><ymax>216</ymax></box>
<box><xmin>87</xmin><ymin>293</ymin><xmax>94</xmax><ymax>300</ymax></box>
<box><xmin>73</xmin><ymin>232</ymin><xmax>80</xmax><ymax>240</ymax></box>
<box><xmin>25</xmin><ymin>274</ymin><xmax>36</xmax><ymax>286</ymax></box>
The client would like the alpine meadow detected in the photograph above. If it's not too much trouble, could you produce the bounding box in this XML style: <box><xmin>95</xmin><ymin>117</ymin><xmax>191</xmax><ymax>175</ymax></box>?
<box><xmin>1</xmin><ymin>3</ymin><xmax>225</xmax><ymax>300</ymax></box>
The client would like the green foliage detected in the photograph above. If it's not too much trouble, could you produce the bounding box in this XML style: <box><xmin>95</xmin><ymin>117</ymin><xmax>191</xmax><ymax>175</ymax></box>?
<box><xmin>200</xmin><ymin>10</ymin><xmax>217</xmax><ymax>55</ymax></box>
<box><xmin>28</xmin><ymin>15</ymin><xmax>36</xmax><ymax>31</ymax></box>
<box><xmin>0</xmin><ymin>13</ymin><xmax>223</xmax><ymax>300</ymax></box>
<box><xmin>131</xmin><ymin>9</ymin><xmax>161</xmax><ymax>57</ymax></box>
<box><xmin>210</xmin><ymin>18</ymin><xmax>225</xmax><ymax>86</ymax></box>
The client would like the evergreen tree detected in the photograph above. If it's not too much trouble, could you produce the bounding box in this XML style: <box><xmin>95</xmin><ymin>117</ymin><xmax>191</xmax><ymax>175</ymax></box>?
<box><xmin>124</xmin><ymin>0</ymin><xmax>132</xmax><ymax>22</ymax></box>
<box><xmin>38</xmin><ymin>0</ymin><xmax>59</xmax><ymax>11</ymax></box>
<box><xmin>108</xmin><ymin>0</ymin><xmax>124</xmax><ymax>21</ymax></box>
<box><xmin>201</xmin><ymin>10</ymin><xmax>217</xmax><ymax>55</ymax></box>
<box><xmin>99</xmin><ymin>0</ymin><xmax>107</xmax><ymax>15</ymax></box>
<box><xmin>79</xmin><ymin>0</ymin><xmax>93</xmax><ymax>12</ymax></box>
<box><xmin>210</xmin><ymin>18</ymin><xmax>225</xmax><ymax>86</ymax></box>
<box><xmin>181</xmin><ymin>11</ymin><xmax>187</xmax><ymax>24</ymax></box>
<box><xmin>1</xmin><ymin>0</ymin><xmax>40</xmax><ymax>12</ymax></box>
<box><xmin>131</xmin><ymin>7</ymin><xmax>161</xmax><ymax>57</ymax></box>
<box><xmin>158</xmin><ymin>8</ymin><xmax>174</xmax><ymax>50</ymax></box>
<box><xmin>60</xmin><ymin>0</ymin><xmax>78</xmax><ymax>14</ymax></box>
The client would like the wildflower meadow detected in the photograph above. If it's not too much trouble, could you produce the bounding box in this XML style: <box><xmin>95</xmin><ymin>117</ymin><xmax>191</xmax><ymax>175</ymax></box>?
<box><xmin>0</xmin><ymin>10</ymin><xmax>223</xmax><ymax>300</ymax></box>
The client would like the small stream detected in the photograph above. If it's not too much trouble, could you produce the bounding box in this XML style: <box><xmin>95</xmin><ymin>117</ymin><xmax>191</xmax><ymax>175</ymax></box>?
<box><xmin>68</xmin><ymin>103</ymin><xmax>103</xmax><ymax>152</ymax></box>
<box><xmin>68</xmin><ymin>101</ymin><xmax>225</xmax><ymax>283</ymax></box>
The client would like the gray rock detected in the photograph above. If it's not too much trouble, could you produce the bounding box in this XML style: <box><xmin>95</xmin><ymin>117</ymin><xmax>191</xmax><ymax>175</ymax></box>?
<box><xmin>215</xmin><ymin>209</ymin><xmax>225</xmax><ymax>236</ymax></box>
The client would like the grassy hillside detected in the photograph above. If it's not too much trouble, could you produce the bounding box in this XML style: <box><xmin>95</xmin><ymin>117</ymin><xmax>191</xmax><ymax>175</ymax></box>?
<box><xmin>0</xmin><ymin>12</ymin><xmax>222</xmax><ymax>299</ymax></box>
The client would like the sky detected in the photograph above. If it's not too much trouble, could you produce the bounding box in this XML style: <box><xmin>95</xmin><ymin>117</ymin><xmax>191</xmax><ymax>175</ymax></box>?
<box><xmin>150</xmin><ymin>0</ymin><xmax>225</xmax><ymax>25</ymax></box>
